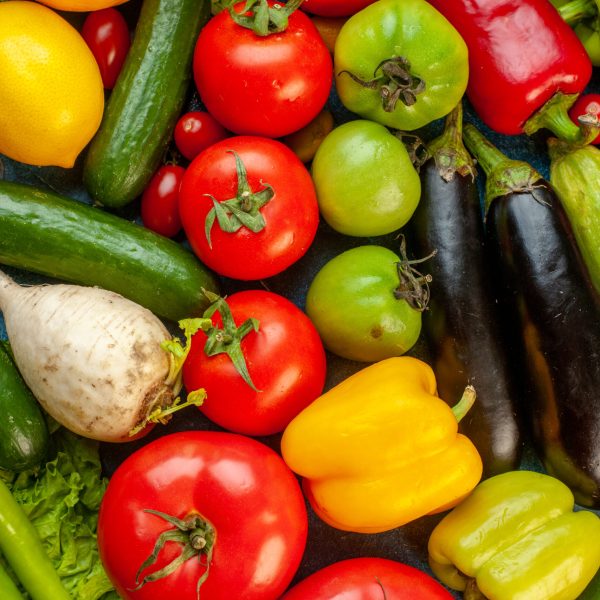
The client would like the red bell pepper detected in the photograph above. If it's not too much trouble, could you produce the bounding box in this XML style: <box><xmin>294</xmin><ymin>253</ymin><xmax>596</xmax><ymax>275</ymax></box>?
<box><xmin>428</xmin><ymin>0</ymin><xmax>592</xmax><ymax>141</ymax></box>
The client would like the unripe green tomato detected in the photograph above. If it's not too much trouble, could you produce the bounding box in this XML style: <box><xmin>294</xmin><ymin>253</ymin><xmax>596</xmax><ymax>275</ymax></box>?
<box><xmin>305</xmin><ymin>245</ymin><xmax>423</xmax><ymax>362</ymax></box>
<box><xmin>311</xmin><ymin>120</ymin><xmax>421</xmax><ymax>236</ymax></box>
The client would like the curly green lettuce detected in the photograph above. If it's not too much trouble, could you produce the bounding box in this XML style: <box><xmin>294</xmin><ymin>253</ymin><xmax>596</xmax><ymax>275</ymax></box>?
<box><xmin>0</xmin><ymin>425</ymin><xmax>119</xmax><ymax>600</ymax></box>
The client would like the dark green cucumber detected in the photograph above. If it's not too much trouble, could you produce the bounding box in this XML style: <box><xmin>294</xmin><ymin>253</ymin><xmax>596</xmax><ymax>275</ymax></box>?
<box><xmin>0</xmin><ymin>180</ymin><xmax>219</xmax><ymax>321</ymax></box>
<box><xmin>0</xmin><ymin>344</ymin><xmax>48</xmax><ymax>472</ymax></box>
<box><xmin>83</xmin><ymin>0</ymin><xmax>210</xmax><ymax>208</ymax></box>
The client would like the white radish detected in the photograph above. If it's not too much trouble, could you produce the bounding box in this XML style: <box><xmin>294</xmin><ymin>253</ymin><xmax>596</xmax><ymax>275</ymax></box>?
<box><xmin>0</xmin><ymin>269</ymin><xmax>193</xmax><ymax>442</ymax></box>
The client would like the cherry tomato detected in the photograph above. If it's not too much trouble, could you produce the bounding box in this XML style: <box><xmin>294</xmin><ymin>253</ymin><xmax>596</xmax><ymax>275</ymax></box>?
<box><xmin>569</xmin><ymin>93</ymin><xmax>600</xmax><ymax>145</ymax></box>
<box><xmin>183</xmin><ymin>290</ymin><xmax>327</xmax><ymax>436</ymax></box>
<box><xmin>193</xmin><ymin>2</ymin><xmax>332</xmax><ymax>137</ymax></box>
<box><xmin>301</xmin><ymin>0</ymin><xmax>376</xmax><ymax>17</ymax></box>
<box><xmin>98</xmin><ymin>431</ymin><xmax>308</xmax><ymax>600</ymax></box>
<box><xmin>178</xmin><ymin>136</ymin><xmax>319</xmax><ymax>280</ymax></box>
<box><xmin>81</xmin><ymin>8</ymin><xmax>130</xmax><ymax>89</ymax></box>
<box><xmin>140</xmin><ymin>165</ymin><xmax>184</xmax><ymax>238</ymax></box>
<box><xmin>281</xmin><ymin>558</ymin><xmax>453</xmax><ymax>599</ymax></box>
<box><xmin>173</xmin><ymin>111</ymin><xmax>229</xmax><ymax>161</ymax></box>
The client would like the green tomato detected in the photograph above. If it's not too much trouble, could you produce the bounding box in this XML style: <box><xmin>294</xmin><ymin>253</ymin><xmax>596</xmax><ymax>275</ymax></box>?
<box><xmin>311</xmin><ymin>120</ymin><xmax>421</xmax><ymax>237</ymax></box>
<box><xmin>334</xmin><ymin>0</ymin><xmax>469</xmax><ymax>131</ymax></box>
<box><xmin>305</xmin><ymin>245</ymin><xmax>424</xmax><ymax>362</ymax></box>
<box><xmin>575</xmin><ymin>20</ymin><xmax>600</xmax><ymax>66</ymax></box>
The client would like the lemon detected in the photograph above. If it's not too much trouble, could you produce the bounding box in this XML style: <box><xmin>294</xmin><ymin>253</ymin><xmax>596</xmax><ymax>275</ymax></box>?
<box><xmin>0</xmin><ymin>1</ymin><xmax>104</xmax><ymax>168</ymax></box>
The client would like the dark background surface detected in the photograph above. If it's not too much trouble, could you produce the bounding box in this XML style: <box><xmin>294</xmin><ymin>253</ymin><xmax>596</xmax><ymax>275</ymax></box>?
<box><xmin>1</xmin><ymin>2</ymin><xmax>600</xmax><ymax>597</ymax></box>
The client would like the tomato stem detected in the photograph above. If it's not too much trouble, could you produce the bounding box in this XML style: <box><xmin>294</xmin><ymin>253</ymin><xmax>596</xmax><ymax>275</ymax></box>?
<box><xmin>339</xmin><ymin>56</ymin><xmax>426</xmax><ymax>112</ymax></box>
<box><xmin>202</xmin><ymin>290</ymin><xmax>261</xmax><ymax>391</ymax></box>
<box><xmin>393</xmin><ymin>235</ymin><xmax>436</xmax><ymax>311</ymax></box>
<box><xmin>204</xmin><ymin>150</ymin><xmax>273</xmax><ymax>248</ymax></box>
<box><xmin>132</xmin><ymin>510</ymin><xmax>216</xmax><ymax>599</ymax></box>
<box><xmin>229</xmin><ymin>0</ymin><xmax>304</xmax><ymax>36</ymax></box>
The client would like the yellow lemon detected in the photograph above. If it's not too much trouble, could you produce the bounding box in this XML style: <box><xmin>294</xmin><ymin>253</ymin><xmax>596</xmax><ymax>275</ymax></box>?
<box><xmin>0</xmin><ymin>1</ymin><xmax>104</xmax><ymax>168</ymax></box>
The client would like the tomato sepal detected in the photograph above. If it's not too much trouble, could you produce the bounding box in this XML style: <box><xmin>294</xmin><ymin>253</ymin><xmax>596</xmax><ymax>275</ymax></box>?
<box><xmin>393</xmin><ymin>235</ymin><xmax>435</xmax><ymax>311</ymax></box>
<box><xmin>132</xmin><ymin>509</ymin><xmax>215</xmax><ymax>599</ymax></box>
<box><xmin>230</xmin><ymin>0</ymin><xmax>304</xmax><ymax>35</ymax></box>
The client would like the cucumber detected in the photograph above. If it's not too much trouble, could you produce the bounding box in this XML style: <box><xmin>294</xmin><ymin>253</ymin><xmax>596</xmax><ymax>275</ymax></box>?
<box><xmin>0</xmin><ymin>343</ymin><xmax>49</xmax><ymax>472</ymax></box>
<box><xmin>0</xmin><ymin>180</ymin><xmax>219</xmax><ymax>321</ymax></box>
<box><xmin>83</xmin><ymin>0</ymin><xmax>210</xmax><ymax>208</ymax></box>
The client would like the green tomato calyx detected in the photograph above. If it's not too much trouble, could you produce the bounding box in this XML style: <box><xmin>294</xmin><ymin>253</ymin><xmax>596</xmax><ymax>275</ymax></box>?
<box><xmin>132</xmin><ymin>509</ymin><xmax>215</xmax><ymax>599</ymax></box>
<box><xmin>339</xmin><ymin>56</ymin><xmax>426</xmax><ymax>113</ymax></box>
<box><xmin>229</xmin><ymin>0</ymin><xmax>304</xmax><ymax>36</ymax></box>
<box><xmin>394</xmin><ymin>235</ymin><xmax>435</xmax><ymax>311</ymax></box>
<box><xmin>202</xmin><ymin>290</ymin><xmax>261</xmax><ymax>391</ymax></box>
<box><xmin>204</xmin><ymin>150</ymin><xmax>274</xmax><ymax>248</ymax></box>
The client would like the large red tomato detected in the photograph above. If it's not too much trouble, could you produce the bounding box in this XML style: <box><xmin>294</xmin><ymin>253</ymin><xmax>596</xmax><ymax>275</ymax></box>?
<box><xmin>301</xmin><ymin>0</ymin><xmax>376</xmax><ymax>17</ymax></box>
<box><xmin>183</xmin><ymin>290</ymin><xmax>327</xmax><ymax>436</ymax></box>
<box><xmin>281</xmin><ymin>557</ymin><xmax>453</xmax><ymax>599</ymax></box>
<box><xmin>193</xmin><ymin>1</ymin><xmax>332</xmax><ymax>137</ymax></box>
<box><xmin>98</xmin><ymin>431</ymin><xmax>308</xmax><ymax>600</ymax></box>
<box><xmin>178</xmin><ymin>136</ymin><xmax>319</xmax><ymax>280</ymax></box>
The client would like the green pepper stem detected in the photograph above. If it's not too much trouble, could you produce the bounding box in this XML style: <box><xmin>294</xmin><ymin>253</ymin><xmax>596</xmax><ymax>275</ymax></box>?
<box><xmin>558</xmin><ymin>0</ymin><xmax>597</xmax><ymax>25</ymax></box>
<box><xmin>427</xmin><ymin>102</ymin><xmax>476</xmax><ymax>181</ymax></box>
<box><xmin>451</xmin><ymin>385</ymin><xmax>476</xmax><ymax>423</ymax></box>
<box><xmin>523</xmin><ymin>92</ymin><xmax>583</xmax><ymax>143</ymax></box>
<box><xmin>463</xmin><ymin>124</ymin><xmax>543</xmax><ymax>212</ymax></box>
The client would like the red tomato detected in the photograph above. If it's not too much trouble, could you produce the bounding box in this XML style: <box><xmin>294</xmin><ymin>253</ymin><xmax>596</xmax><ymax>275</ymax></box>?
<box><xmin>178</xmin><ymin>136</ymin><xmax>319</xmax><ymax>280</ymax></box>
<box><xmin>569</xmin><ymin>93</ymin><xmax>600</xmax><ymax>145</ymax></box>
<box><xmin>193</xmin><ymin>2</ymin><xmax>332</xmax><ymax>137</ymax></box>
<box><xmin>140</xmin><ymin>165</ymin><xmax>184</xmax><ymax>238</ymax></box>
<box><xmin>81</xmin><ymin>8</ymin><xmax>130</xmax><ymax>89</ymax></box>
<box><xmin>174</xmin><ymin>111</ymin><xmax>229</xmax><ymax>161</ymax></box>
<box><xmin>281</xmin><ymin>558</ymin><xmax>454</xmax><ymax>599</ymax></box>
<box><xmin>183</xmin><ymin>290</ymin><xmax>327</xmax><ymax>436</ymax></box>
<box><xmin>98</xmin><ymin>431</ymin><xmax>308</xmax><ymax>600</ymax></box>
<box><xmin>301</xmin><ymin>0</ymin><xmax>376</xmax><ymax>17</ymax></box>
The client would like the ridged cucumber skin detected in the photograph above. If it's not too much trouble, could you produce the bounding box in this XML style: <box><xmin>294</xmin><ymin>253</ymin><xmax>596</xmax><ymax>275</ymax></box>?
<box><xmin>0</xmin><ymin>180</ymin><xmax>219</xmax><ymax>321</ymax></box>
<box><xmin>0</xmin><ymin>344</ymin><xmax>49</xmax><ymax>472</ymax></box>
<box><xmin>83</xmin><ymin>0</ymin><xmax>210</xmax><ymax>208</ymax></box>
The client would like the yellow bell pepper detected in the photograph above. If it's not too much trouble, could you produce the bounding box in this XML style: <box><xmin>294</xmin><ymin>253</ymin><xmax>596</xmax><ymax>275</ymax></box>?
<box><xmin>280</xmin><ymin>356</ymin><xmax>483</xmax><ymax>533</ymax></box>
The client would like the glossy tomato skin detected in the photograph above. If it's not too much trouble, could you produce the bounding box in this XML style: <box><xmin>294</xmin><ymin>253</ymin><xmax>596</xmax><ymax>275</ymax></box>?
<box><xmin>174</xmin><ymin>111</ymin><xmax>229</xmax><ymax>161</ymax></box>
<box><xmin>81</xmin><ymin>8</ymin><xmax>130</xmax><ymax>89</ymax></box>
<box><xmin>183</xmin><ymin>290</ymin><xmax>327</xmax><ymax>436</ymax></box>
<box><xmin>193</xmin><ymin>2</ymin><xmax>332</xmax><ymax>137</ymax></box>
<box><xmin>569</xmin><ymin>94</ymin><xmax>600</xmax><ymax>145</ymax></box>
<box><xmin>302</xmin><ymin>0</ymin><xmax>376</xmax><ymax>17</ymax></box>
<box><xmin>281</xmin><ymin>557</ymin><xmax>453</xmax><ymax>599</ymax></box>
<box><xmin>178</xmin><ymin>136</ymin><xmax>319</xmax><ymax>280</ymax></box>
<box><xmin>140</xmin><ymin>165</ymin><xmax>184</xmax><ymax>238</ymax></box>
<box><xmin>98</xmin><ymin>431</ymin><xmax>308</xmax><ymax>600</ymax></box>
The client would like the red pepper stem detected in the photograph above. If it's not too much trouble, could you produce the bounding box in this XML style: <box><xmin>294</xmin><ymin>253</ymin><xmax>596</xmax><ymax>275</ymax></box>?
<box><xmin>427</xmin><ymin>101</ymin><xmax>476</xmax><ymax>182</ymax></box>
<box><xmin>523</xmin><ymin>92</ymin><xmax>582</xmax><ymax>143</ymax></box>
<box><xmin>463</xmin><ymin>124</ymin><xmax>543</xmax><ymax>213</ymax></box>
<box><xmin>451</xmin><ymin>385</ymin><xmax>476</xmax><ymax>423</ymax></box>
<box><xmin>558</xmin><ymin>0</ymin><xmax>597</xmax><ymax>26</ymax></box>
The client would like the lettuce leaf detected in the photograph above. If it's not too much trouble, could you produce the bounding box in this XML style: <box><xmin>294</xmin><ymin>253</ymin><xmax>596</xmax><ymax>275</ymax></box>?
<box><xmin>0</xmin><ymin>426</ymin><xmax>119</xmax><ymax>600</ymax></box>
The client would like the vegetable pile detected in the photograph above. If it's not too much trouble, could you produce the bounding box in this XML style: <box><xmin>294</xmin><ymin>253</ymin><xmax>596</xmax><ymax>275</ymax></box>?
<box><xmin>2</xmin><ymin>0</ymin><xmax>600</xmax><ymax>598</ymax></box>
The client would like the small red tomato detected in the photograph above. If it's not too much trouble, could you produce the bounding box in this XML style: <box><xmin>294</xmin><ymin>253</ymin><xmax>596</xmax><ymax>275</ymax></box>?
<box><xmin>174</xmin><ymin>111</ymin><xmax>229</xmax><ymax>161</ymax></box>
<box><xmin>301</xmin><ymin>0</ymin><xmax>376</xmax><ymax>17</ymax></box>
<box><xmin>178</xmin><ymin>136</ymin><xmax>319</xmax><ymax>280</ymax></box>
<box><xmin>82</xmin><ymin>8</ymin><xmax>130</xmax><ymax>90</ymax></box>
<box><xmin>281</xmin><ymin>558</ymin><xmax>453</xmax><ymax>599</ymax></box>
<box><xmin>182</xmin><ymin>290</ymin><xmax>327</xmax><ymax>436</ymax></box>
<box><xmin>569</xmin><ymin>93</ymin><xmax>600</xmax><ymax>145</ymax></box>
<box><xmin>141</xmin><ymin>165</ymin><xmax>185</xmax><ymax>238</ymax></box>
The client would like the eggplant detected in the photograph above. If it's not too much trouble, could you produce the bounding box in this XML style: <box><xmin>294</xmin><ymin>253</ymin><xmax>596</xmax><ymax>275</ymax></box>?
<box><xmin>463</xmin><ymin>124</ymin><xmax>600</xmax><ymax>508</ymax></box>
<box><xmin>409</xmin><ymin>105</ymin><xmax>523</xmax><ymax>477</ymax></box>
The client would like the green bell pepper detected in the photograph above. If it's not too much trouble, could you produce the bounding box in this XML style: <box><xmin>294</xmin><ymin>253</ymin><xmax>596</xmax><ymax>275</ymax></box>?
<box><xmin>333</xmin><ymin>0</ymin><xmax>469</xmax><ymax>131</ymax></box>
<box><xmin>428</xmin><ymin>471</ymin><xmax>600</xmax><ymax>599</ymax></box>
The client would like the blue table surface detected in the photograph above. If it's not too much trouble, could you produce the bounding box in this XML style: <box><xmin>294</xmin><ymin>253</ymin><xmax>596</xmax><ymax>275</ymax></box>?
<box><xmin>2</xmin><ymin>14</ymin><xmax>600</xmax><ymax>598</ymax></box>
